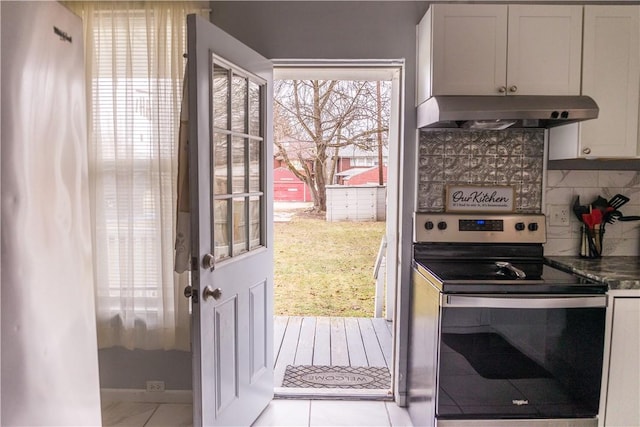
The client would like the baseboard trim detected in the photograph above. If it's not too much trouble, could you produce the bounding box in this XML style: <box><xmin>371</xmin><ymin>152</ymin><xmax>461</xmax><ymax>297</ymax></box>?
<box><xmin>101</xmin><ymin>388</ymin><xmax>192</xmax><ymax>404</ymax></box>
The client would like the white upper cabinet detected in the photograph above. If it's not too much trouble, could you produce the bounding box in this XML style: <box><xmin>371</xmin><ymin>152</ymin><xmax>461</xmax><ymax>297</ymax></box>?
<box><xmin>549</xmin><ymin>6</ymin><xmax>640</xmax><ymax>159</ymax></box>
<box><xmin>507</xmin><ymin>6</ymin><xmax>582</xmax><ymax>96</ymax></box>
<box><xmin>417</xmin><ymin>4</ymin><xmax>582</xmax><ymax>101</ymax></box>
<box><xmin>430</xmin><ymin>4</ymin><xmax>507</xmax><ymax>97</ymax></box>
<box><xmin>581</xmin><ymin>6</ymin><xmax>639</xmax><ymax>158</ymax></box>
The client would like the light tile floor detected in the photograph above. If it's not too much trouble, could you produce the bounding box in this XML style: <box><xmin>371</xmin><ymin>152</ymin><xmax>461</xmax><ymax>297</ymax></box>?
<box><xmin>102</xmin><ymin>402</ymin><xmax>192</xmax><ymax>427</ymax></box>
<box><xmin>101</xmin><ymin>399</ymin><xmax>413</xmax><ymax>427</ymax></box>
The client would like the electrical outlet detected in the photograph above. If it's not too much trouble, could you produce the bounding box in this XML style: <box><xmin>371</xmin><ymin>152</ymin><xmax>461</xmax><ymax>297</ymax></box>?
<box><xmin>146</xmin><ymin>380</ymin><xmax>165</xmax><ymax>392</ymax></box>
<box><xmin>549</xmin><ymin>205</ymin><xmax>570</xmax><ymax>226</ymax></box>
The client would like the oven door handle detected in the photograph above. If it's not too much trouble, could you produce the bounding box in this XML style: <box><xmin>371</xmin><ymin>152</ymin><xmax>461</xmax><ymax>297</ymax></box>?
<box><xmin>443</xmin><ymin>295</ymin><xmax>607</xmax><ymax>309</ymax></box>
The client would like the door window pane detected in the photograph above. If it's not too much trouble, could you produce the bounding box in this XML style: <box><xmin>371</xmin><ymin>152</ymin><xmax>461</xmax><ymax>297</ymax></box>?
<box><xmin>213</xmin><ymin>132</ymin><xmax>228</xmax><ymax>195</ymax></box>
<box><xmin>249</xmin><ymin>196</ymin><xmax>261</xmax><ymax>249</ymax></box>
<box><xmin>231</xmin><ymin>75</ymin><xmax>247</xmax><ymax>133</ymax></box>
<box><xmin>214</xmin><ymin>200</ymin><xmax>230</xmax><ymax>261</ymax></box>
<box><xmin>232</xmin><ymin>136</ymin><xmax>246</xmax><ymax>193</ymax></box>
<box><xmin>248</xmin><ymin>81</ymin><xmax>261</xmax><ymax>136</ymax></box>
<box><xmin>212</xmin><ymin>65</ymin><xmax>229</xmax><ymax>129</ymax></box>
<box><xmin>232</xmin><ymin>198</ymin><xmax>247</xmax><ymax>255</ymax></box>
<box><xmin>248</xmin><ymin>140</ymin><xmax>260</xmax><ymax>192</ymax></box>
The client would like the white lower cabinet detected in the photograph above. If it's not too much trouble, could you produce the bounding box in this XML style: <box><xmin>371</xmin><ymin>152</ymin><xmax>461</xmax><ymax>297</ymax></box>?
<box><xmin>601</xmin><ymin>295</ymin><xmax>640</xmax><ymax>427</ymax></box>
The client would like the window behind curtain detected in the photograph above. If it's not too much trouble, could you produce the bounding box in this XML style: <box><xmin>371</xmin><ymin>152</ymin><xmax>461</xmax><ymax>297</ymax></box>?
<box><xmin>68</xmin><ymin>2</ymin><xmax>208</xmax><ymax>350</ymax></box>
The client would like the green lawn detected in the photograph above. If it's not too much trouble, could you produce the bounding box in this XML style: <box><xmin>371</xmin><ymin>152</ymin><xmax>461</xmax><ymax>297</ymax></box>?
<box><xmin>274</xmin><ymin>214</ymin><xmax>386</xmax><ymax>317</ymax></box>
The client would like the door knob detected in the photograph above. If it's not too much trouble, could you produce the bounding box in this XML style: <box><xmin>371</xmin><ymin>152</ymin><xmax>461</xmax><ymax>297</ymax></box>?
<box><xmin>184</xmin><ymin>285</ymin><xmax>194</xmax><ymax>298</ymax></box>
<box><xmin>498</xmin><ymin>86</ymin><xmax>507</xmax><ymax>93</ymax></box>
<box><xmin>203</xmin><ymin>286</ymin><xmax>222</xmax><ymax>301</ymax></box>
<box><xmin>202</xmin><ymin>253</ymin><xmax>215</xmax><ymax>269</ymax></box>
<box><xmin>583</xmin><ymin>147</ymin><xmax>591</xmax><ymax>155</ymax></box>
<box><xmin>184</xmin><ymin>285</ymin><xmax>199</xmax><ymax>303</ymax></box>
<box><xmin>509</xmin><ymin>85</ymin><xmax>518</xmax><ymax>93</ymax></box>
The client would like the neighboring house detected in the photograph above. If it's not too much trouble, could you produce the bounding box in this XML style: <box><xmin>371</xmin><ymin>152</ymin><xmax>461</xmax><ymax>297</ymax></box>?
<box><xmin>336</xmin><ymin>144</ymin><xmax>389</xmax><ymax>172</ymax></box>
<box><xmin>273</xmin><ymin>143</ymin><xmax>388</xmax><ymax>200</ymax></box>
<box><xmin>336</xmin><ymin>165</ymin><xmax>388</xmax><ymax>186</ymax></box>
<box><xmin>274</xmin><ymin>166</ymin><xmax>312</xmax><ymax>202</ymax></box>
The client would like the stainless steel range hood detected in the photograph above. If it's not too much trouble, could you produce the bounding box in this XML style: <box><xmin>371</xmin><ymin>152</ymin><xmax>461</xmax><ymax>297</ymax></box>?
<box><xmin>417</xmin><ymin>95</ymin><xmax>599</xmax><ymax>129</ymax></box>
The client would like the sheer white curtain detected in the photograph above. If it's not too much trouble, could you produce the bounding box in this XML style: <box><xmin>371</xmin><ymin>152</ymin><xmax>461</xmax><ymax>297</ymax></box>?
<box><xmin>68</xmin><ymin>1</ymin><xmax>208</xmax><ymax>350</ymax></box>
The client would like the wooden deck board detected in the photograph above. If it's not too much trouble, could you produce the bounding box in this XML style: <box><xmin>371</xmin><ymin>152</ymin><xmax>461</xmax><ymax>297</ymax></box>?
<box><xmin>274</xmin><ymin>316</ymin><xmax>302</xmax><ymax>386</ymax></box>
<box><xmin>273</xmin><ymin>316</ymin><xmax>289</xmax><ymax>363</ymax></box>
<box><xmin>372</xmin><ymin>318</ymin><xmax>393</xmax><ymax>368</ymax></box>
<box><xmin>330</xmin><ymin>317</ymin><xmax>349</xmax><ymax>366</ymax></box>
<box><xmin>312</xmin><ymin>317</ymin><xmax>331</xmax><ymax>365</ymax></box>
<box><xmin>358</xmin><ymin>318</ymin><xmax>387</xmax><ymax>368</ymax></box>
<box><xmin>294</xmin><ymin>317</ymin><xmax>316</xmax><ymax>365</ymax></box>
<box><xmin>344</xmin><ymin>317</ymin><xmax>368</xmax><ymax>367</ymax></box>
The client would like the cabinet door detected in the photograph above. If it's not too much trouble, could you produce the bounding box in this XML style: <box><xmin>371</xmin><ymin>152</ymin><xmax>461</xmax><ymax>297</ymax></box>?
<box><xmin>582</xmin><ymin>6</ymin><xmax>640</xmax><ymax>158</ymax></box>
<box><xmin>431</xmin><ymin>4</ymin><xmax>507</xmax><ymax>96</ymax></box>
<box><xmin>605</xmin><ymin>298</ymin><xmax>640</xmax><ymax>426</ymax></box>
<box><xmin>507</xmin><ymin>5</ymin><xmax>582</xmax><ymax>95</ymax></box>
<box><xmin>416</xmin><ymin>7</ymin><xmax>433</xmax><ymax>104</ymax></box>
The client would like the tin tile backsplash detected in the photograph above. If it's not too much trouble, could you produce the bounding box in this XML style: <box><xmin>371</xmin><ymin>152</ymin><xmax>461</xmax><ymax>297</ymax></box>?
<box><xmin>417</xmin><ymin>129</ymin><xmax>545</xmax><ymax>212</ymax></box>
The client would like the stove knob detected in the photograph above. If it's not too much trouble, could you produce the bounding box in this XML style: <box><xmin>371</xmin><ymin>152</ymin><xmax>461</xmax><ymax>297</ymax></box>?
<box><xmin>424</xmin><ymin>221</ymin><xmax>434</xmax><ymax>230</ymax></box>
<box><xmin>515</xmin><ymin>222</ymin><xmax>525</xmax><ymax>231</ymax></box>
<box><xmin>437</xmin><ymin>221</ymin><xmax>447</xmax><ymax>230</ymax></box>
<box><xmin>528</xmin><ymin>222</ymin><xmax>539</xmax><ymax>231</ymax></box>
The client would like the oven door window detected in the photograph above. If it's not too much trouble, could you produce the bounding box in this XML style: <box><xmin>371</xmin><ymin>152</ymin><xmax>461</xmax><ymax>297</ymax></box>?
<box><xmin>438</xmin><ymin>305</ymin><xmax>605</xmax><ymax>419</ymax></box>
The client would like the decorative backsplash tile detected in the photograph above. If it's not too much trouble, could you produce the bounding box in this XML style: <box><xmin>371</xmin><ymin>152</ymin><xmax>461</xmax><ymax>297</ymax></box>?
<box><xmin>544</xmin><ymin>170</ymin><xmax>640</xmax><ymax>256</ymax></box>
<box><xmin>417</xmin><ymin>129</ymin><xmax>545</xmax><ymax>212</ymax></box>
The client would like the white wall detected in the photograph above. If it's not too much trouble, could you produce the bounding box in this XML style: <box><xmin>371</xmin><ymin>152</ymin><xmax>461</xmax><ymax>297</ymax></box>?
<box><xmin>210</xmin><ymin>1</ymin><xmax>428</xmax><ymax>61</ymax></box>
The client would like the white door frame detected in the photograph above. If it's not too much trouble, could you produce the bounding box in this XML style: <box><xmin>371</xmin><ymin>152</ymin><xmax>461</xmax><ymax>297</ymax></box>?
<box><xmin>272</xmin><ymin>59</ymin><xmax>407</xmax><ymax>403</ymax></box>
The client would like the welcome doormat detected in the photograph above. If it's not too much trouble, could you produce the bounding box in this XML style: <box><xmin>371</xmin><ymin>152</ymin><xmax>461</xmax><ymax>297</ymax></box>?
<box><xmin>282</xmin><ymin>365</ymin><xmax>391</xmax><ymax>389</ymax></box>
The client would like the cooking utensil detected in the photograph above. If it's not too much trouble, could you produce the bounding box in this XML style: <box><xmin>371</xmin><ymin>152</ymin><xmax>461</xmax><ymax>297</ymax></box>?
<box><xmin>619</xmin><ymin>215</ymin><xmax>640</xmax><ymax>222</ymax></box>
<box><xmin>573</xmin><ymin>196</ymin><xmax>589</xmax><ymax>221</ymax></box>
<box><xmin>608</xmin><ymin>194</ymin><xmax>630</xmax><ymax>210</ymax></box>
<box><xmin>605</xmin><ymin>210</ymin><xmax>623</xmax><ymax>224</ymax></box>
<box><xmin>591</xmin><ymin>196</ymin><xmax>609</xmax><ymax>211</ymax></box>
<box><xmin>591</xmin><ymin>209</ymin><xmax>603</xmax><ymax>251</ymax></box>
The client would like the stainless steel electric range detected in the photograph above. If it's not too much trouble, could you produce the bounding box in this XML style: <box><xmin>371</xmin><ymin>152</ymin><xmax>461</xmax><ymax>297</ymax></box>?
<box><xmin>408</xmin><ymin>213</ymin><xmax>607</xmax><ymax>427</ymax></box>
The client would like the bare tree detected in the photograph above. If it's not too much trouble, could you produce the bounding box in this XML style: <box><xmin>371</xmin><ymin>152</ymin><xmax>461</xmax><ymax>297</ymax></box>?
<box><xmin>274</xmin><ymin>79</ymin><xmax>390</xmax><ymax>212</ymax></box>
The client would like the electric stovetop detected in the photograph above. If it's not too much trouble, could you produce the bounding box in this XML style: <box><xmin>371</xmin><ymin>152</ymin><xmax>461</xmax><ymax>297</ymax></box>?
<box><xmin>413</xmin><ymin>259</ymin><xmax>606</xmax><ymax>294</ymax></box>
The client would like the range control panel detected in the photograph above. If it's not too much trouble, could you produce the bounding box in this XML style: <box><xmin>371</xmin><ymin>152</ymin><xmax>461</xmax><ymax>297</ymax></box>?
<box><xmin>414</xmin><ymin>213</ymin><xmax>546</xmax><ymax>243</ymax></box>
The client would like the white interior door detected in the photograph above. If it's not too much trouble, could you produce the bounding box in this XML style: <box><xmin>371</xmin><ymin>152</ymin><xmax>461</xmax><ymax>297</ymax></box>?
<box><xmin>187</xmin><ymin>14</ymin><xmax>274</xmax><ymax>427</ymax></box>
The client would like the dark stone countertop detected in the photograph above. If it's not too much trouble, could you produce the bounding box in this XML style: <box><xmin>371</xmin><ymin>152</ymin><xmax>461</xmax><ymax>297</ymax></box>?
<box><xmin>545</xmin><ymin>256</ymin><xmax>640</xmax><ymax>291</ymax></box>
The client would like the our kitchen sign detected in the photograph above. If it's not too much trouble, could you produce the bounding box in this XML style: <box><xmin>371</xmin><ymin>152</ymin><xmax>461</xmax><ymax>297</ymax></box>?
<box><xmin>446</xmin><ymin>185</ymin><xmax>515</xmax><ymax>212</ymax></box>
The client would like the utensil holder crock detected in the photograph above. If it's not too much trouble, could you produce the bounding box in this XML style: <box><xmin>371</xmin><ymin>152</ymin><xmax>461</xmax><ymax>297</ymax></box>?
<box><xmin>580</xmin><ymin>225</ymin><xmax>603</xmax><ymax>258</ymax></box>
